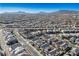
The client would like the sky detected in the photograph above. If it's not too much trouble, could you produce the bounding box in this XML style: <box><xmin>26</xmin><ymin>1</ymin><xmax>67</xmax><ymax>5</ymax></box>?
<box><xmin>0</xmin><ymin>3</ymin><xmax>79</xmax><ymax>13</ymax></box>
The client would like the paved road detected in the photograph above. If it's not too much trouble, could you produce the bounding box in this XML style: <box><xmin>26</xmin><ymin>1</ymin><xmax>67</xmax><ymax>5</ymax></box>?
<box><xmin>13</xmin><ymin>29</ymin><xmax>42</xmax><ymax>56</ymax></box>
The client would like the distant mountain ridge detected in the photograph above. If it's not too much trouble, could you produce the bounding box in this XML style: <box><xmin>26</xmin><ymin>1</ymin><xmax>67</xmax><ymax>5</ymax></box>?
<box><xmin>1</xmin><ymin>10</ymin><xmax>79</xmax><ymax>15</ymax></box>
<box><xmin>52</xmin><ymin>10</ymin><xmax>79</xmax><ymax>14</ymax></box>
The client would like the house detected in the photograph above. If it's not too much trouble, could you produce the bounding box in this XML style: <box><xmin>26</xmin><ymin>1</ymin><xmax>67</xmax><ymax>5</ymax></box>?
<box><xmin>11</xmin><ymin>43</ymin><xmax>21</xmax><ymax>50</ymax></box>
<box><xmin>11</xmin><ymin>46</ymin><xmax>26</xmax><ymax>56</ymax></box>
<box><xmin>75</xmin><ymin>38</ymin><xmax>79</xmax><ymax>45</ymax></box>
<box><xmin>70</xmin><ymin>48</ymin><xmax>79</xmax><ymax>56</ymax></box>
<box><xmin>6</xmin><ymin>36</ymin><xmax>18</xmax><ymax>45</ymax></box>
